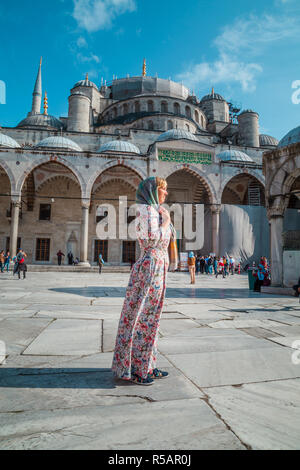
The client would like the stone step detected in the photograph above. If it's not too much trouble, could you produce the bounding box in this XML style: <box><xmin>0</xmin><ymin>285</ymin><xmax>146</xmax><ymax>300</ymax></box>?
<box><xmin>8</xmin><ymin>264</ymin><xmax>131</xmax><ymax>273</ymax></box>
<box><xmin>261</xmin><ymin>286</ymin><xmax>295</xmax><ymax>296</ymax></box>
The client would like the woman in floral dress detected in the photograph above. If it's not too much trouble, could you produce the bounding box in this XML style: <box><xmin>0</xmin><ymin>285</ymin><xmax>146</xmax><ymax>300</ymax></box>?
<box><xmin>111</xmin><ymin>177</ymin><xmax>176</xmax><ymax>385</ymax></box>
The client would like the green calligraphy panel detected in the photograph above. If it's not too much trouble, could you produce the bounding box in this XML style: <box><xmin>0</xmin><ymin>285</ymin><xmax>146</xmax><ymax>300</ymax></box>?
<box><xmin>158</xmin><ymin>148</ymin><xmax>212</xmax><ymax>164</ymax></box>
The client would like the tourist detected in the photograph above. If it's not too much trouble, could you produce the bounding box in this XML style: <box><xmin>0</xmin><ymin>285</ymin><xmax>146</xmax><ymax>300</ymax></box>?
<box><xmin>229</xmin><ymin>255</ymin><xmax>235</xmax><ymax>275</ymax></box>
<box><xmin>196</xmin><ymin>254</ymin><xmax>201</xmax><ymax>275</ymax></box>
<box><xmin>112</xmin><ymin>176</ymin><xmax>177</xmax><ymax>385</ymax></box>
<box><xmin>204</xmin><ymin>255</ymin><xmax>210</xmax><ymax>274</ymax></box>
<box><xmin>188</xmin><ymin>251</ymin><xmax>196</xmax><ymax>284</ymax></box>
<box><xmin>216</xmin><ymin>257</ymin><xmax>225</xmax><ymax>278</ymax></box>
<box><xmin>0</xmin><ymin>250</ymin><xmax>5</xmax><ymax>273</ymax></box>
<box><xmin>213</xmin><ymin>256</ymin><xmax>218</xmax><ymax>275</ymax></box>
<box><xmin>223</xmin><ymin>256</ymin><xmax>229</xmax><ymax>276</ymax></box>
<box><xmin>16</xmin><ymin>249</ymin><xmax>27</xmax><ymax>280</ymax></box>
<box><xmin>73</xmin><ymin>257</ymin><xmax>79</xmax><ymax>265</ymax></box>
<box><xmin>67</xmin><ymin>251</ymin><xmax>74</xmax><ymax>265</ymax></box>
<box><xmin>254</xmin><ymin>265</ymin><xmax>265</xmax><ymax>292</ymax></box>
<box><xmin>98</xmin><ymin>253</ymin><xmax>105</xmax><ymax>274</ymax></box>
<box><xmin>208</xmin><ymin>256</ymin><xmax>213</xmax><ymax>275</ymax></box>
<box><xmin>200</xmin><ymin>256</ymin><xmax>205</xmax><ymax>274</ymax></box>
<box><xmin>3</xmin><ymin>251</ymin><xmax>11</xmax><ymax>272</ymax></box>
<box><xmin>56</xmin><ymin>250</ymin><xmax>65</xmax><ymax>266</ymax></box>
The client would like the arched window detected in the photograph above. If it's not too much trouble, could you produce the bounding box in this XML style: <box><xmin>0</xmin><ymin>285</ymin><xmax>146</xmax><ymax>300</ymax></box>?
<box><xmin>134</xmin><ymin>101</ymin><xmax>140</xmax><ymax>113</ymax></box>
<box><xmin>148</xmin><ymin>120</ymin><xmax>154</xmax><ymax>130</ymax></box>
<box><xmin>195</xmin><ymin>110</ymin><xmax>199</xmax><ymax>123</ymax></box>
<box><xmin>174</xmin><ymin>102</ymin><xmax>180</xmax><ymax>115</ymax></box>
<box><xmin>185</xmin><ymin>106</ymin><xmax>191</xmax><ymax>119</ymax></box>
<box><xmin>147</xmin><ymin>100</ymin><xmax>154</xmax><ymax>112</ymax></box>
<box><xmin>185</xmin><ymin>124</ymin><xmax>190</xmax><ymax>131</ymax></box>
<box><xmin>161</xmin><ymin>101</ymin><xmax>168</xmax><ymax>113</ymax></box>
<box><xmin>167</xmin><ymin>120</ymin><xmax>173</xmax><ymax>130</ymax></box>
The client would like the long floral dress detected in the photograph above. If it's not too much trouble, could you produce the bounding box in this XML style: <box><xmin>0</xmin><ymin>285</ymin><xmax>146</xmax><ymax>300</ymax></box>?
<box><xmin>111</xmin><ymin>204</ymin><xmax>171</xmax><ymax>380</ymax></box>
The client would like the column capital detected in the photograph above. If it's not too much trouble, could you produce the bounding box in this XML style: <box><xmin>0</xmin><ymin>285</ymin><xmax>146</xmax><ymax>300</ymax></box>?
<box><xmin>11</xmin><ymin>193</ymin><xmax>22</xmax><ymax>205</ymax></box>
<box><xmin>81</xmin><ymin>198</ymin><xmax>90</xmax><ymax>209</ymax></box>
<box><xmin>210</xmin><ymin>204</ymin><xmax>221</xmax><ymax>214</ymax></box>
<box><xmin>267</xmin><ymin>206</ymin><xmax>285</xmax><ymax>219</ymax></box>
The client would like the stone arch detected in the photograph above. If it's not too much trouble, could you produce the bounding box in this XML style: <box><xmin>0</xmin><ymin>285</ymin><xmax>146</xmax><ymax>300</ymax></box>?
<box><xmin>0</xmin><ymin>160</ymin><xmax>16</xmax><ymax>192</ymax></box>
<box><xmin>16</xmin><ymin>156</ymin><xmax>86</xmax><ymax>197</ymax></box>
<box><xmin>87</xmin><ymin>161</ymin><xmax>146</xmax><ymax>199</ymax></box>
<box><xmin>221</xmin><ymin>172</ymin><xmax>265</xmax><ymax>206</ymax></box>
<box><xmin>35</xmin><ymin>173</ymin><xmax>81</xmax><ymax>194</ymax></box>
<box><xmin>268</xmin><ymin>155</ymin><xmax>300</xmax><ymax>197</ymax></box>
<box><xmin>220</xmin><ymin>170</ymin><xmax>265</xmax><ymax>196</ymax></box>
<box><xmin>162</xmin><ymin>165</ymin><xmax>217</xmax><ymax>204</ymax></box>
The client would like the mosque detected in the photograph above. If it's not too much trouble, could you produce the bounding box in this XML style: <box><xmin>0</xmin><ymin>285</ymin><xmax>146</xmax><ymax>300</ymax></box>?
<box><xmin>0</xmin><ymin>58</ymin><xmax>299</xmax><ymax>286</ymax></box>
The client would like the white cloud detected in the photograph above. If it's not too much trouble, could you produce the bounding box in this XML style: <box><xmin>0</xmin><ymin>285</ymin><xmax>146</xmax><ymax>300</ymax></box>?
<box><xmin>72</xmin><ymin>0</ymin><xmax>136</xmax><ymax>32</ymax></box>
<box><xmin>76</xmin><ymin>36</ymin><xmax>88</xmax><ymax>48</ymax></box>
<box><xmin>77</xmin><ymin>51</ymin><xmax>101</xmax><ymax>63</ymax></box>
<box><xmin>176</xmin><ymin>12</ymin><xmax>300</xmax><ymax>93</ymax></box>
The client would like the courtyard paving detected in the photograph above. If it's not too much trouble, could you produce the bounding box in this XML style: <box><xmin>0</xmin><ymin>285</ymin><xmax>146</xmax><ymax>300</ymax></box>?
<box><xmin>0</xmin><ymin>270</ymin><xmax>300</xmax><ymax>450</ymax></box>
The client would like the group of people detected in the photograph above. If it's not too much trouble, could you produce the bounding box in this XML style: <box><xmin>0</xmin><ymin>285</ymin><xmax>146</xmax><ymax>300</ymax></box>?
<box><xmin>56</xmin><ymin>251</ymin><xmax>79</xmax><ymax>266</ymax></box>
<box><xmin>187</xmin><ymin>252</ymin><xmax>237</xmax><ymax>284</ymax></box>
<box><xmin>252</xmin><ymin>256</ymin><xmax>270</xmax><ymax>292</ymax></box>
<box><xmin>0</xmin><ymin>249</ymin><xmax>27</xmax><ymax>279</ymax></box>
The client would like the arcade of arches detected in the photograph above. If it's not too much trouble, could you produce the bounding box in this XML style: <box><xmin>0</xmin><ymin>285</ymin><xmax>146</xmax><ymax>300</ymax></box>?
<box><xmin>1</xmin><ymin>163</ymin><xmax>271</xmax><ymax>265</ymax></box>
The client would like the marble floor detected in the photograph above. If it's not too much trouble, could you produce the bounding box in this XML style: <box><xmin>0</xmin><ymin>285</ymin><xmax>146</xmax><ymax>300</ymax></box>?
<box><xmin>0</xmin><ymin>270</ymin><xmax>299</xmax><ymax>450</ymax></box>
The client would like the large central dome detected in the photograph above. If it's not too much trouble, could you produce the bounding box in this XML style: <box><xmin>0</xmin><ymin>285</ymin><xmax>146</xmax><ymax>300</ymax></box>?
<box><xmin>109</xmin><ymin>77</ymin><xmax>189</xmax><ymax>101</ymax></box>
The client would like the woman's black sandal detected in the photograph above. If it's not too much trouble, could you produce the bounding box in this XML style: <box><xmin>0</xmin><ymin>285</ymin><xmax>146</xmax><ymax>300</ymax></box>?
<box><xmin>130</xmin><ymin>373</ymin><xmax>154</xmax><ymax>386</ymax></box>
<box><xmin>149</xmin><ymin>368</ymin><xmax>169</xmax><ymax>379</ymax></box>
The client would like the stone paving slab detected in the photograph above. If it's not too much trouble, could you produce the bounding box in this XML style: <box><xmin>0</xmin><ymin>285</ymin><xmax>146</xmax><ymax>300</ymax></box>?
<box><xmin>22</xmin><ymin>319</ymin><xmax>102</xmax><ymax>356</ymax></box>
<box><xmin>204</xmin><ymin>378</ymin><xmax>300</xmax><ymax>450</ymax></box>
<box><xmin>0</xmin><ymin>398</ymin><xmax>245</xmax><ymax>450</ymax></box>
<box><xmin>159</xmin><ymin>318</ymin><xmax>201</xmax><ymax>336</ymax></box>
<box><xmin>267</xmin><ymin>336</ymin><xmax>300</xmax><ymax>349</ymax></box>
<box><xmin>208</xmin><ymin>319</ymin><xmax>285</xmax><ymax>329</ymax></box>
<box><xmin>263</xmin><ymin>325</ymin><xmax>300</xmax><ymax>337</ymax></box>
<box><xmin>167</xmin><ymin>347</ymin><xmax>300</xmax><ymax>387</ymax></box>
<box><xmin>158</xmin><ymin>334</ymin><xmax>281</xmax><ymax>355</ymax></box>
<box><xmin>0</xmin><ymin>318</ymin><xmax>52</xmax><ymax>354</ymax></box>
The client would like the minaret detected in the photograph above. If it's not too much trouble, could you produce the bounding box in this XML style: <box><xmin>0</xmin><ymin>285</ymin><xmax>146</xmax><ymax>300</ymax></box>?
<box><xmin>142</xmin><ymin>58</ymin><xmax>146</xmax><ymax>77</ymax></box>
<box><xmin>30</xmin><ymin>57</ymin><xmax>42</xmax><ymax>115</ymax></box>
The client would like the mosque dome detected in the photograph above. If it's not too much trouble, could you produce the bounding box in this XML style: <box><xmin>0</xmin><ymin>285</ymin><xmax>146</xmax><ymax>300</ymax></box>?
<box><xmin>35</xmin><ymin>136</ymin><xmax>82</xmax><ymax>152</ymax></box>
<box><xmin>239</xmin><ymin>109</ymin><xmax>258</xmax><ymax>116</ymax></box>
<box><xmin>259</xmin><ymin>134</ymin><xmax>279</xmax><ymax>147</ymax></box>
<box><xmin>278</xmin><ymin>125</ymin><xmax>300</xmax><ymax>148</ymax></box>
<box><xmin>156</xmin><ymin>129</ymin><xmax>199</xmax><ymax>143</ymax></box>
<box><xmin>17</xmin><ymin>114</ymin><xmax>64</xmax><ymax>130</ymax></box>
<box><xmin>98</xmin><ymin>140</ymin><xmax>141</xmax><ymax>154</ymax></box>
<box><xmin>73</xmin><ymin>74</ymin><xmax>98</xmax><ymax>91</ymax></box>
<box><xmin>216</xmin><ymin>149</ymin><xmax>253</xmax><ymax>162</ymax></box>
<box><xmin>0</xmin><ymin>132</ymin><xmax>21</xmax><ymax>148</ymax></box>
<box><xmin>200</xmin><ymin>90</ymin><xmax>225</xmax><ymax>103</ymax></box>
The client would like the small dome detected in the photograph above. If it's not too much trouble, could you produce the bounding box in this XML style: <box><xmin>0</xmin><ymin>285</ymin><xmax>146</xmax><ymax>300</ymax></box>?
<box><xmin>35</xmin><ymin>136</ymin><xmax>82</xmax><ymax>152</ymax></box>
<box><xmin>73</xmin><ymin>75</ymin><xmax>98</xmax><ymax>91</ymax></box>
<box><xmin>0</xmin><ymin>132</ymin><xmax>21</xmax><ymax>148</ymax></box>
<box><xmin>216</xmin><ymin>149</ymin><xmax>253</xmax><ymax>162</ymax></box>
<box><xmin>17</xmin><ymin>114</ymin><xmax>64</xmax><ymax>130</ymax></box>
<box><xmin>239</xmin><ymin>109</ymin><xmax>258</xmax><ymax>116</ymax></box>
<box><xmin>259</xmin><ymin>134</ymin><xmax>279</xmax><ymax>147</ymax></box>
<box><xmin>156</xmin><ymin>129</ymin><xmax>199</xmax><ymax>143</ymax></box>
<box><xmin>278</xmin><ymin>125</ymin><xmax>300</xmax><ymax>148</ymax></box>
<box><xmin>200</xmin><ymin>91</ymin><xmax>225</xmax><ymax>103</ymax></box>
<box><xmin>98</xmin><ymin>140</ymin><xmax>140</xmax><ymax>154</ymax></box>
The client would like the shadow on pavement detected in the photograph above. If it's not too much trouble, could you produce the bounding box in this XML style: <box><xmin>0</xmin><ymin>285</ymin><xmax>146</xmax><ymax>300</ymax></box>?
<box><xmin>50</xmin><ymin>286</ymin><xmax>275</xmax><ymax>299</ymax></box>
<box><xmin>0</xmin><ymin>368</ymin><xmax>136</xmax><ymax>389</ymax></box>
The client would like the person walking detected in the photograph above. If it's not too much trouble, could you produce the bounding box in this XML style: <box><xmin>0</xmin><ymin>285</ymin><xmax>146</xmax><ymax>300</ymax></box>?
<box><xmin>208</xmin><ymin>256</ymin><xmax>213</xmax><ymax>275</ymax></box>
<box><xmin>4</xmin><ymin>251</ymin><xmax>11</xmax><ymax>273</ymax></box>
<box><xmin>0</xmin><ymin>250</ymin><xmax>5</xmax><ymax>273</ymax></box>
<box><xmin>98</xmin><ymin>253</ymin><xmax>105</xmax><ymax>274</ymax></box>
<box><xmin>16</xmin><ymin>249</ymin><xmax>27</xmax><ymax>280</ymax></box>
<box><xmin>188</xmin><ymin>251</ymin><xmax>196</xmax><ymax>284</ymax></box>
<box><xmin>229</xmin><ymin>256</ymin><xmax>235</xmax><ymax>275</ymax></box>
<box><xmin>196</xmin><ymin>254</ymin><xmax>201</xmax><ymax>275</ymax></box>
<box><xmin>216</xmin><ymin>257</ymin><xmax>225</xmax><ymax>278</ymax></box>
<box><xmin>213</xmin><ymin>256</ymin><xmax>218</xmax><ymax>276</ymax></box>
<box><xmin>112</xmin><ymin>176</ymin><xmax>177</xmax><ymax>385</ymax></box>
<box><xmin>56</xmin><ymin>250</ymin><xmax>65</xmax><ymax>266</ymax></box>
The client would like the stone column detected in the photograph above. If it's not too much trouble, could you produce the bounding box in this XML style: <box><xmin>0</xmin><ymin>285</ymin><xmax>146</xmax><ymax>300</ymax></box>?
<box><xmin>79</xmin><ymin>199</ymin><xmax>90</xmax><ymax>266</ymax></box>
<box><xmin>211</xmin><ymin>204</ymin><xmax>221</xmax><ymax>256</ymax></box>
<box><xmin>10</xmin><ymin>197</ymin><xmax>22</xmax><ymax>258</ymax></box>
<box><xmin>269</xmin><ymin>214</ymin><xmax>284</xmax><ymax>286</ymax></box>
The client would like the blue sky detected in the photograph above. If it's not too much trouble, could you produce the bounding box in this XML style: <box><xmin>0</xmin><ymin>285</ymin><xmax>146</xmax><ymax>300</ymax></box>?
<box><xmin>1</xmin><ymin>0</ymin><xmax>300</xmax><ymax>140</ymax></box>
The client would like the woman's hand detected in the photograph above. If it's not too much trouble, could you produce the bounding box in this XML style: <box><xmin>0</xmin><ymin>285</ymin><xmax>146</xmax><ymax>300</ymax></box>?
<box><xmin>159</xmin><ymin>206</ymin><xmax>170</xmax><ymax>229</ymax></box>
